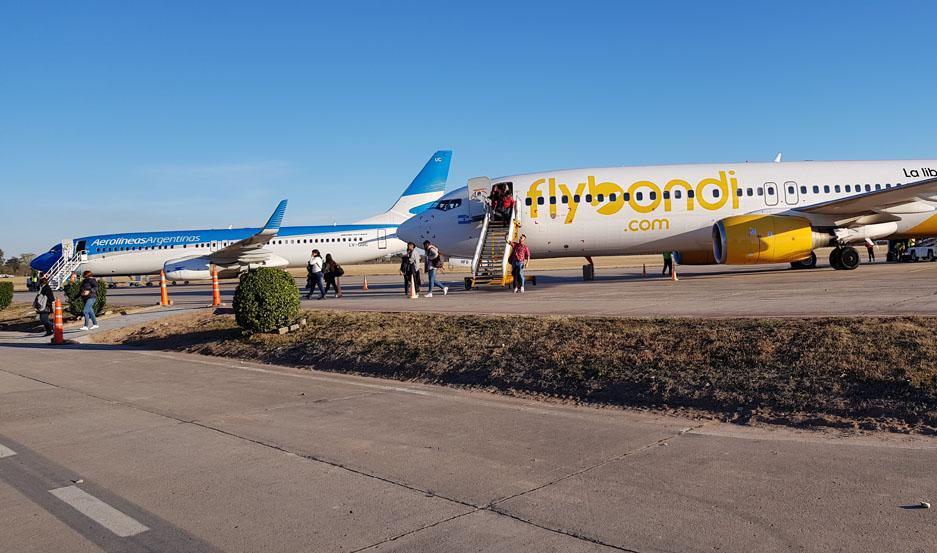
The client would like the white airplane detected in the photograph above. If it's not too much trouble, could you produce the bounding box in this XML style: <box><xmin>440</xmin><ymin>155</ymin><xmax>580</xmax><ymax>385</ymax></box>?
<box><xmin>398</xmin><ymin>158</ymin><xmax>937</xmax><ymax>280</ymax></box>
<box><xmin>32</xmin><ymin>151</ymin><xmax>452</xmax><ymax>288</ymax></box>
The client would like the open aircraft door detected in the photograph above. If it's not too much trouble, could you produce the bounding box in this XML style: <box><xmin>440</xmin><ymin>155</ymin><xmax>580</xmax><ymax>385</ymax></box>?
<box><xmin>467</xmin><ymin>176</ymin><xmax>491</xmax><ymax>220</ymax></box>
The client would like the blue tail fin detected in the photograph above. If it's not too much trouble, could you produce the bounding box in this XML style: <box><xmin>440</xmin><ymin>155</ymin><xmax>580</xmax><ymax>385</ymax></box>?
<box><xmin>358</xmin><ymin>151</ymin><xmax>452</xmax><ymax>225</ymax></box>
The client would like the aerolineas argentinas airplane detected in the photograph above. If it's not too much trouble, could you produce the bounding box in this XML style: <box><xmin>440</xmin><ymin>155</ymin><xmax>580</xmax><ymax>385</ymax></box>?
<box><xmin>31</xmin><ymin>151</ymin><xmax>451</xmax><ymax>284</ymax></box>
<box><xmin>398</xmin><ymin>159</ymin><xmax>937</xmax><ymax>271</ymax></box>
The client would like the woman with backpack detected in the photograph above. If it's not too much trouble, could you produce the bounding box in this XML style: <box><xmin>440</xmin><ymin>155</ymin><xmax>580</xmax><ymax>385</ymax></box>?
<box><xmin>323</xmin><ymin>254</ymin><xmax>344</xmax><ymax>298</ymax></box>
<box><xmin>79</xmin><ymin>270</ymin><xmax>99</xmax><ymax>330</ymax></box>
<box><xmin>422</xmin><ymin>240</ymin><xmax>448</xmax><ymax>297</ymax></box>
<box><xmin>33</xmin><ymin>277</ymin><xmax>56</xmax><ymax>336</ymax></box>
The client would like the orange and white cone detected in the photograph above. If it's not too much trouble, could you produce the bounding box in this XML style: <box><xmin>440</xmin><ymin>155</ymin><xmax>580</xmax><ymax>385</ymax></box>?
<box><xmin>51</xmin><ymin>299</ymin><xmax>64</xmax><ymax>345</ymax></box>
<box><xmin>408</xmin><ymin>273</ymin><xmax>418</xmax><ymax>299</ymax></box>
<box><xmin>671</xmin><ymin>262</ymin><xmax>679</xmax><ymax>282</ymax></box>
<box><xmin>211</xmin><ymin>266</ymin><xmax>222</xmax><ymax>306</ymax></box>
<box><xmin>160</xmin><ymin>270</ymin><xmax>172</xmax><ymax>306</ymax></box>
<box><xmin>362</xmin><ymin>275</ymin><xmax>369</xmax><ymax>291</ymax></box>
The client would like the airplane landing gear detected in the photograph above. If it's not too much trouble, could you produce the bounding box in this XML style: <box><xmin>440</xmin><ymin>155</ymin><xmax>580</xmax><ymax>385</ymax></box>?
<box><xmin>790</xmin><ymin>251</ymin><xmax>817</xmax><ymax>270</ymax></box>
<box><xmin>830</xmin><ymin>246</ymin><xmax>860</xmax><ymax>270</ymax></box>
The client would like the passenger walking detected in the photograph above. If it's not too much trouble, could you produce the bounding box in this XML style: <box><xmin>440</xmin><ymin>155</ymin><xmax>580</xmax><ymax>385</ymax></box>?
<box><xmin>662</xmin><ymin>251</ymin><xmax>673</xmax><ymax>276</ymax></box>
<box><xmin>422</xmin><ymin>240</ymin><xmax>448</xmax><ymax>297</ymax></box>
<box><xmin>866</xmin><ymin>241</ymin><xmax>876</xmax><ymax>263</ymax></box>
<box><xmin>33</xmin><ymin>277</ymin><xmax>56</xmax><ymax>336</ymax></box>
<box><xmin>79</xmin><ymin>270</ymin><xmax>99</xmax><ymax>330</ymax></box>
<box><xmin>495</xmin><ymin>190</ymin><xmax>515</xmax><ymax>223</ymax></box>
<box><xmin>306</xmin><ymin>249</ymin><xmax>326</xmax><ymax>300</ymax></box>
<box><xmin>507</xmin><ymin>234</ymin><xmax>531</xmax><ymax>293</ymax></box>
<box><xmin>323</xmin><ymin>254</ymin><xmax>344</xmax><ymax>298</ymax></box>
<box><xmin>400</xmin><ymin>242</ymin><xmax>421</xmax><ymax>296</ymax></box>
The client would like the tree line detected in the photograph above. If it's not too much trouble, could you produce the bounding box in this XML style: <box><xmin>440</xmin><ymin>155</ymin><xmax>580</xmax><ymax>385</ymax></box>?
<box><xmin>0</xmin><ymin>249</ymin><xmax>38</xmax><ymax>276</ymax></box>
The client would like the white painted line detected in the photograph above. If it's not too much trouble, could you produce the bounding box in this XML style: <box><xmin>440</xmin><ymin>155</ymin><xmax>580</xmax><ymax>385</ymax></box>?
<box><xmin>49</xmin><ymin>486</ymin><xmax>149</xmax><ymax>537</ymax></box>
<box><xmin>0</xmin><ymin>443</ymin><xmax>16</xmax><ymax>458</ymax></box>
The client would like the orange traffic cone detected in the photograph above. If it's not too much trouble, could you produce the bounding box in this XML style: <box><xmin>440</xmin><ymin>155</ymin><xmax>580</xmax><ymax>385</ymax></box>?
<box><xmin>51</xmin><ymin>299</ymin><xmax>64</xmax><ymax>345</ymax></box>
<box><xmin>160</xmin><ymin>270</ymin><xmax>172</xmax><ymax>306</ymax></box>
<box><xmin>362</xmin><ymin>275</ymin><xmax>369</xmax><ymax>291</ymax></box>
<box><xmin>211</xmin><ymin>266</ymin><xmax>222</xmax><ymax>306</ymax></box>
<box><xmin>671</xmin><ymin>262</ymin><xmax>679</xmax><ymax>282</ymax></box>
<box><xmin>408</xmin><ymin>273</ymin><xmax>418</xmax><ymax>299</ymax></box>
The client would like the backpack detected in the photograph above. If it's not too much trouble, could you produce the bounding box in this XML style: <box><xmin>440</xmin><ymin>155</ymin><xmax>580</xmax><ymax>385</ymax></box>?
<box><xmin>33</xmin><ymin>292</ymin><xmax>48</xmax><ymax>313</ymax></box>
<box><xmin>334</xmin><ymin>264</ymin><xmax>345</xmax><ymax>277</ymax></box>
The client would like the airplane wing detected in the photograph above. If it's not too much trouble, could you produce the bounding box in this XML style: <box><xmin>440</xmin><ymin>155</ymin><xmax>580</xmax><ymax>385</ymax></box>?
<box><xmin>210</xmin><ymin>199</ymin><xmax>288</xmax><ymax>265</ymax></box>
<box><xmin>796</xmin><ymin>176</ymin><xmax>937</xmax><ymax>216</ymax></box>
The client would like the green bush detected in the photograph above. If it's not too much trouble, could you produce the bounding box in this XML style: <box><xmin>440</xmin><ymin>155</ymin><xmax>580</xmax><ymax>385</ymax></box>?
<box><xmin>0</xmin><ymin>281</ymin><xmax>12</xmax><ymax>311</ymax></box>
<box><xmin>233</xmin><ymin>267</ymin><xmax>300</xmax><ymax>332</ymax></box>
<box><xmin>64</xmin><ymin>277</ymin><xmax>108</xmax><ymax>318</ymax></box>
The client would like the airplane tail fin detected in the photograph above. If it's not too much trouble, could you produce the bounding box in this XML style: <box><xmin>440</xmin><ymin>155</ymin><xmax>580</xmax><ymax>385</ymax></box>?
<box><xmin>357</xmin><ymin>150</ymin><xmax>451</xmax><ymax>225</ymax></box>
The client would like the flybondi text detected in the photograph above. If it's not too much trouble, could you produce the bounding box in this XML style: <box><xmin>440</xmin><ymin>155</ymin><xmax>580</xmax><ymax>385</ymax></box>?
<box><xmin>90</xmin><ymin>235</ymin><xmax>201</xmax><ymax>247</ymax></box>
<box><xmin>526</xmin><ymin>171</ymin><xmax>741</xmax><ymax>223</ymax></box>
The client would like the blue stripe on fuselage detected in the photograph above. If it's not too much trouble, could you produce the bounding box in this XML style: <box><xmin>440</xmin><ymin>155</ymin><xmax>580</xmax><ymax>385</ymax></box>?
<box><xmin>76</xmin><ymin>224</ymin><xmax>397</xmax><ymax>255</ymax></box>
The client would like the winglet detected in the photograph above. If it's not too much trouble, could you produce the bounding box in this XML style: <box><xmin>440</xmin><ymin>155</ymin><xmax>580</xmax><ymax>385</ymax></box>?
<box><xmin>263</xmin><ymin>199</ymin><xmax>288</xmax><ymax>231</ymax></box>
<box><xmin>774</xmin><ymin>153</ymin><xmax>782</xmax><ymax>163</ymax></box>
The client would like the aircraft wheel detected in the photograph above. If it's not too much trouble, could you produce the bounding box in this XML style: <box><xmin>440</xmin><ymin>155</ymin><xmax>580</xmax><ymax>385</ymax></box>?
<box><xmin>839</xmin><ymin>246</ymin><xmax>860</xmax><ymax>270</ymax></box>
<box><xmin>829</xmin><ymin>248</ymin><xmax>844</xmax><ymax>270</ymax></box>
<box><xmin>790</xmin><ymin>251</ymin><xmax>818</xmax><ymax>270</ymax></box>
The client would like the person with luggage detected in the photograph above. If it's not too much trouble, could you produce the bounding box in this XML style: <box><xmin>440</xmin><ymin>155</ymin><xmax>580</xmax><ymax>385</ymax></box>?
<box><xmin>33</xmin><ymin>277</ymin><xmax>56</xmax><ymax>336</ymax></box>
<box><xmin>400</xmin><ymin>242</ymin><xmax>421</xmax><ymax>296</ymax></box>
<box><xmin>323</xmin><ymin>254</ymin><xmax>344</xmax><ymax>298</ymax></box>
<box><xmin>422</xmin><ymin>240</ymin><xmax>448</xmax><ymax>297</ymax></box>
<box><xmin>507</xmin><ymin>234</ymin><xmax>531</xmax><ymax>293</ymax></box>
<box><xmin>79</xmin><ymin>270</ymin><xmax>99</xmax><ymax>330</ymax></box>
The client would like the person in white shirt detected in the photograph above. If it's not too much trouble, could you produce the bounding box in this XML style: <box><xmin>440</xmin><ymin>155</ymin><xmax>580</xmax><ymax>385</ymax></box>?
<box><xmin>306</xmin><ymin>249</ymin><xmax>326</xmax><ymax>299</ymax></box>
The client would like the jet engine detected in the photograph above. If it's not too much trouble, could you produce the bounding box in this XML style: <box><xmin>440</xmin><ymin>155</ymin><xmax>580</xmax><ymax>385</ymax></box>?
<box><xmin>164</xmin><ymin>256</ymin><xmax>213</xmax><ymax>281</ymax></box>
<box><xmin>713</xmin><ymin>215</ymin><xmax>831</xmax><ymax>265</ymax></box>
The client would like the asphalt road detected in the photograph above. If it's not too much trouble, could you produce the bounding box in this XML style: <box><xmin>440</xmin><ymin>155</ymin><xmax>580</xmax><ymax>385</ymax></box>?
<box><xmin>0</xmin><ymin>341</ymin><xmax>934</xmax><ymax>552</ymax></box>
<box><xmin>18</xmin><ymin>259</ymin><xmax>937</xmax><ymax>317</ymax></box>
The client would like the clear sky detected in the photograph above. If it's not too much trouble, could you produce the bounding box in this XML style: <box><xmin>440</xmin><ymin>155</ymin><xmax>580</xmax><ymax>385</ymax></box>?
<box><xmin>2</xmin><ymin>1</ymin><xmax>936</xmax><ymax>255</ymax></box>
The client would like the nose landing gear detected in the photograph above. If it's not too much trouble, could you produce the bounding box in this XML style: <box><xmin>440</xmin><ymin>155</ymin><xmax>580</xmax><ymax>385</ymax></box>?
<box><xmin>829</xmin><ymin>246</ymin><xmax>860</xmax><ymax>270</ymax></box>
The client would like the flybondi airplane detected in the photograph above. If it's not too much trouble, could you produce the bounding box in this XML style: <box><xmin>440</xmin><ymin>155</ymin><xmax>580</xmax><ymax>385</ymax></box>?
<box><xmin>31</xmin><ymin>151</ymin><xmax>452</xmax><ymax>289</ymax></box>
<box><xmin>397</xmin><ymin>157</ymin><xmax>937</xmax><ymax>285</ymax></box>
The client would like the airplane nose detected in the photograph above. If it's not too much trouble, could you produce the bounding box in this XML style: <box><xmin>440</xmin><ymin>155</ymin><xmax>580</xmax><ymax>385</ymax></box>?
<box><xmin>398</xmin><ymin>214</ymin><xmax>432</xmax><ymax>244</ymax></box>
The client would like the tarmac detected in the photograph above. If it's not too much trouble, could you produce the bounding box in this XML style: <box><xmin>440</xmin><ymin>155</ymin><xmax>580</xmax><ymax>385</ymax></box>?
<box><xmin>17</xmin><ymin>258</ymin><xmax>937</xmax><ymax>317</ymax></box>
<box><xmin>0</xmin><ymin>340</ymin><xmax>934</xmax><ymax>553</ymax></box>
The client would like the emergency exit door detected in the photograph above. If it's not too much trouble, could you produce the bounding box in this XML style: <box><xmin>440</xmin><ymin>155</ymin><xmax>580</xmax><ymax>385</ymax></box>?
<box><xmin>377</xmin><ymin>229</ymin><xmax>387</xmax><ymax>249</ymax></box>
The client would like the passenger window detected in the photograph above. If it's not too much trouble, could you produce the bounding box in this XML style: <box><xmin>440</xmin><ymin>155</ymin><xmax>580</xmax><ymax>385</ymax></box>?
<box><xmin>812</xmin><ymin>185</ymin><xmax>819</xmax><ymax>193</ymax></box>
<box><xmin>688</xmin><ymin>190</ymin><xmax>695</xmax><ymax>198</ymax></box>
<box><xmin>865</xmin><ymin>184</ymin><xmax>871</xmax><ymax>192</ymax></box>
<box><xmin>635</xmin><ymin>192</ymin><xmax>643</xmax><ymax>201</ymax></box>
<box><xmin>623</xmin><ymin>192</ymin><xmax>630</xmax><ymax>201</ymax></box>
<box><xmin>663</xmin><ymin>191</ymin><xmax>671</xmax><ymax>200</ymax></box>
<box><xmin>585</xmin><ymin>194</ymin><xmax>593</xmax><ymax>202</ymax></box>
<box><xmin>674</xmin><ymin>190</ymin><xmax>682</xmax><ymax>199</ymax></box>
<box><xmin>608</xmin><ymin>193</ymin><xmax>616</xmax><ymax>202</ymax></box>
<box><xmin>767</xmin><ymin>187</ymin><xmax>774</xmax><ymax>195</ymax></box>
<box><xmin>846</xmin><ymin>185</ymin><xmax>852</xmax><ymax>192</ymax></box>
<box><xmin>525</xmin><ymin>197</ymin><xmax>532</xmax><ymax>206</ymax></box>
<box><xmin>537</xmin><ymin>197</ymin><xmax>545</xmax><ymax>205</ymax></box>
<box><xmin>824</xmin><ymin>185</ymin><xmax>830</xmax><ymax>193</ymax></box>
<box><xmin>735</xmin><ymin>188</ymin><xmax>742</xmax><ymax>197</ymax></box>
<box><xmin>886</xmin><ymin>183</ymin><xmax>892</xmax><ymax>188</ymax></box>
<box><xmin>875</xmin><ymin>184</ymin><xmax>882</xmax><ymax>190</ymax></box>
<box><xmin>835</xmin><ymin>185</ymin><xmax>841</xmax><ymax>192</ymax></box>
<box><xmin>788</xmin><ymin>186</ymin><xmax>795</xmax><ymax>194</ymax></box>
<box><xmin>757</xmin><ymin>188</ymin><xmax>763</xmax><ymax>196</ymax></box>
<box><xmin>597</xmin><ymin>194</ymin><xmax>605</xmax><ymax>202</ymax></box>
<box><xmin>712</xmin><ymin>189</ymin><xmax>719</xmax><ymax>198</ymax></box>
<box><xmin>561</xmin><ymin>195</ymin><xmax>569</xmax><ymax>204</ymax></box>
<box><xmin>800</xmin><ymin>186</ymin><xmax>807</xmax><ymax>194</ymax></box>
<box><xmin>650</xmin><ymin>191</ymin><xmax>657</xmax><ymax>200</ymax></box>
<box><xmin>573</xmin><ymin>194</ymin><xmax>581</xmax><ymax>202</ymax></box>
<box><xmin>549</xmin><ymin>196</ymin><xmax>557</xmax><ymax>205</ymax></box>
<box><xmin>746</xmin><ymin>188</ymin><xmax>753</xmax><ymax>197</ymax></box>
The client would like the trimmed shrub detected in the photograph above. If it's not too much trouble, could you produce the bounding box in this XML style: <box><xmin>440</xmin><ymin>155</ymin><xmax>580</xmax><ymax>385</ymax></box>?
<box><xmin>0</xmin><ymin>281</ymin><xmax>12</xmax><ymax>311</ymax></box>
<box><xmin>233</xmin><ymin>267</ymin><xmax>300</xmax><ymax>332</ymax></box>
<box><xmin>64</xmin><ymin>277</ymin><xmax>108</xmax><ymax>318</ymax></box>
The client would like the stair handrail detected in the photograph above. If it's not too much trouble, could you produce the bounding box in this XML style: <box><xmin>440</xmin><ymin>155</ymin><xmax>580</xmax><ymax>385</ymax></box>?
<box><xmin>499</xmin><ymin>202</ymin><xmax>519</xmax><ymax>285</ymax></box>
<box><xmin>471</xmin><ymin>209</ymin><xmax>492</xmax><ymax>279</ymax></box>
<box><xmin>48</xmin><ymin>249</ymin><xmax>83</xmax><ymax>290</ymax></box>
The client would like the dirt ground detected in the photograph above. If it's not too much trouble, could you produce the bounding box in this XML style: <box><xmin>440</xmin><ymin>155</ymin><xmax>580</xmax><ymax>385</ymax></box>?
<box><xmin>93</xmin><ymin>309</ymin><xmax>937</xmax><ymax>435</ymax></box>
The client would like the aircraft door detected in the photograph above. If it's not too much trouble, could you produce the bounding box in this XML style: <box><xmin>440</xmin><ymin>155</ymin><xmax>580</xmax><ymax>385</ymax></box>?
<box><xmin>467</xmin><ymin>176</ymin><xmax>491</xmax><ymax>219</ymax></box>
<box><xmin>377</xmin><ymin>229</ymin><xmax>387</xmax><ymax>249</ymax></box>
<box><xmin>75</xmin><ymin>240</ymin><xmax>88</xmax><ymax>261</ymax></box>
<box><xmin>783</xmin><ymin>181</ymin><xmax>799</xmax><ymax>205</ymax></box>
<box><xmin>763</xmin><ymin>182</ymin><xmax>779</xmax><ymax>206</ymax></box>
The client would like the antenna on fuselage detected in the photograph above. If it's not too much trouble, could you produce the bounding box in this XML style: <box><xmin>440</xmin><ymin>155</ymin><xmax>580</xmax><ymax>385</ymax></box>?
<box><xmin>774</xmin><ymin>153</ymin><xmax>782</xmax><ymax>163</ymax></box>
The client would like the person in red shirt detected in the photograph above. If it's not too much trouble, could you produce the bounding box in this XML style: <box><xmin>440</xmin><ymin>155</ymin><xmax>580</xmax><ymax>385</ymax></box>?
<box><xmin>498</xmin><ymin>193</ymin><xmax>515</xmax><ymax>222</ymax></box>
<box><xmin>507</xmin><ymin>234</ymin><xmax>531</xmax><ymax>293</ymax></box>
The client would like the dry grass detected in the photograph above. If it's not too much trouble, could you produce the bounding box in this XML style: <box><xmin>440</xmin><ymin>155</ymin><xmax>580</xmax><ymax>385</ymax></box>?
<box><xmin>94</xmin><ymin>310</ymin><xmax>937</xmax><ymax>434</ymax></box>
<box><xmin>0</xmin><ymin>302</ymin><xmax>43</xmax><ymax>331</ymax></box>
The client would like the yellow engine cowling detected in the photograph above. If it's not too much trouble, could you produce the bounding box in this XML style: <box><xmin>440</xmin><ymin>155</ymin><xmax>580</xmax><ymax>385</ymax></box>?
<box><xmin>713</xmin><ymin>215</ymin><xmax>830</xmax><ymax>264</ymax></box>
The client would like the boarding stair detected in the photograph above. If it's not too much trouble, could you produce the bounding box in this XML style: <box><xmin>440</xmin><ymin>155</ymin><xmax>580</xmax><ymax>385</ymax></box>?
<box><xmin>45</xmin><ymin>242</ymin><xmax>84</xmax><ymax>290</ymax></box>
<box><xmin>466</xmin><ymin>203</ymin><xmax>520</xmax><ymax>289</ymax></box>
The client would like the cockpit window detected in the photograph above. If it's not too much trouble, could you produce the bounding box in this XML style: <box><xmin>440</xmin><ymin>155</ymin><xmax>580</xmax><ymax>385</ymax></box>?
<box><xmin>433</xmin><ymin>199</ymin><xmax>463</xmax><ymax>211</ymax></box>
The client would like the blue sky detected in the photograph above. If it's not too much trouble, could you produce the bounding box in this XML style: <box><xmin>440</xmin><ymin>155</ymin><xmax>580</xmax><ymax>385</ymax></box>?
<box><xmin>2</xmin><ymin>1</ymin><xmax>936</xmax><ymax>255</ymax></box>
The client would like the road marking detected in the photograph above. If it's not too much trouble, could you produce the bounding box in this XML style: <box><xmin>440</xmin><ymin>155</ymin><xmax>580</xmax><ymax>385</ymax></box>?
<box><xmin>0</xmin><ymin>442</ymin><xmax>16</xmax><ymax>458</ymax></box>
<box><xmin>49</xmin><ymin>485</ymin><xmax>149</xmax><ymax>537</ymax></box>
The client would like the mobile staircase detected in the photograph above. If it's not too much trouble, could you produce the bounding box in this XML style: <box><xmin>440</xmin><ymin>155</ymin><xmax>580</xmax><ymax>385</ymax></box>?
<box><xmin>465</xmin><ymin>202</ymin><xmax>528</xmax><ymax>290</ymax></box>
<box><xmin>45</xmin><ymin>242</ymin><xmax>84</xmax><ymax>290</ymax></box>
